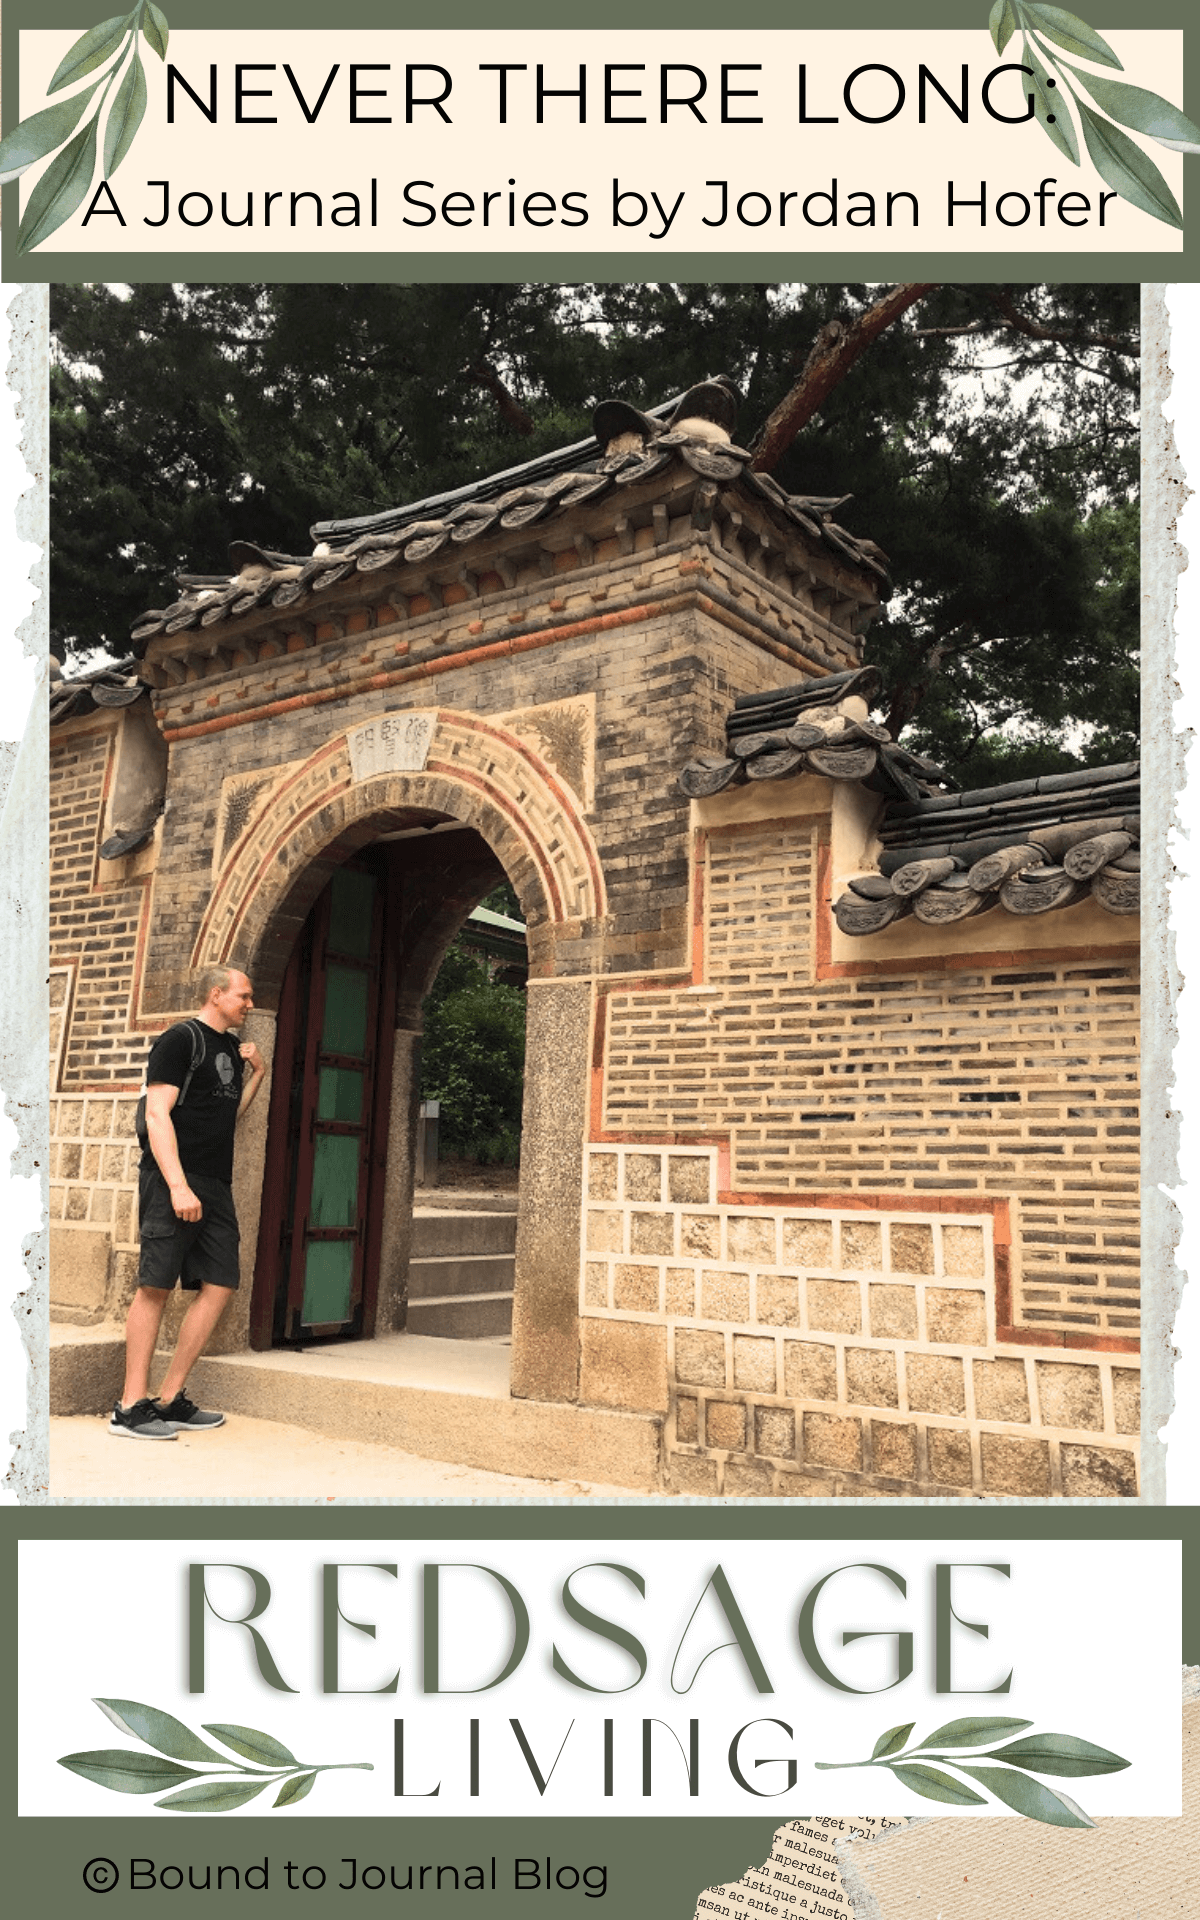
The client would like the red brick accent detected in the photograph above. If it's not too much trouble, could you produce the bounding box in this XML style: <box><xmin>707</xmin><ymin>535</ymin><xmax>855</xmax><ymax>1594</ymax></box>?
<box><xmin>691</xmin><ymin>826</ymin><xmax>708</xmax><ymax>983</ymax></box>
<box><xmin>587</xmin><ymin>819</ymin><xmax>1138</xmax><ymax>1355</ymax></box>
<box><xmin>191</xmin><ymin>710</ymin><xmax>605</xmax><ymax>974</ymax></box>
<box><xmin>160</xmin><ymin>599</ymin><xmax>672</xmax><ymax>743</ymax></box>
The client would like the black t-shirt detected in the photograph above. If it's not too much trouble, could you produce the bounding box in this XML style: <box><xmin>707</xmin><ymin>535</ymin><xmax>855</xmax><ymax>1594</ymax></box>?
<box><xmin>144</xmin><ymin>1021</ymin><xmax>245</xmax><ymax>1184</ymax></box>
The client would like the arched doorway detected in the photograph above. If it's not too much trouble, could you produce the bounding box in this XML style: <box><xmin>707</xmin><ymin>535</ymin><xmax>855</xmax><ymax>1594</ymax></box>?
<box><xmin>197</xmin><ymin>708</ymin><xmax>607</xmax><ymax>1387</ymax></box>
<box><xmin>247</xmin><ymin>822</ymin><xmax>511</xmax><ymax>1349</ymax></box>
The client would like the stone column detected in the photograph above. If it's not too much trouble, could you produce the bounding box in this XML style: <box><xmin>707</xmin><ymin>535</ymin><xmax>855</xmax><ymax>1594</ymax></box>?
<box><xmin>510</xmin><ymin>979</ymin><xmax>592</xmax><ymax>1404</ymax></box>
<box><xmin>377</xmin><ymin>1027</ymin><xmax>422</xmax><ymax>1331</ymax></box>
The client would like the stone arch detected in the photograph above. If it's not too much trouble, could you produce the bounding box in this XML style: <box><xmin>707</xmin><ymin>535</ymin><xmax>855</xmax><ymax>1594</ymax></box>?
<box><xmin>191</xmin><ymin>707</ymin><xmax>606</xmax><ymax>1002</ymax></box>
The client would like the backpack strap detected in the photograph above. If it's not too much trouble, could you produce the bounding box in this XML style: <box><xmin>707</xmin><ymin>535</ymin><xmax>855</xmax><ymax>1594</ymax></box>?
<box><xmin>174</xmin><ymin>1019</ymin><xmax>207</xmax><ymax>1110</ymax></box>
<box><xmin>135</xmin><ymin>1020</ymin><xmax>208</xmax><ymax>1149</ymax></box>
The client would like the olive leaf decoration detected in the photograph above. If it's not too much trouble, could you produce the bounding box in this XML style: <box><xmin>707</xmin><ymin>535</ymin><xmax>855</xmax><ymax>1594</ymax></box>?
<box><xmin>0</xmin><ymin>4</ymin><xmax>169</xmax><ymax>254</ymax></box>
<box><xmin>817</xmin><ymin>1714</ymin><xmax>1130</xmax><ymax>1828</ymax></box>
<box><xmin>58</xmin><ymin>1698</ymin><xmax>373</xmax><ymax>1812</ymax></box>
<box><xmin>988</xmin><ymin>3</ymin><xmax>1198</xmax><ymax>230</ymax></box>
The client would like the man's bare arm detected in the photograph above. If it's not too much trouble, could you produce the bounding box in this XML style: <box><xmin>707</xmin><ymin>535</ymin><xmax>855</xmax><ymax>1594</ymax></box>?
<box><xmin>238</xmin><ymin>1041</ymin><xmax>266</xmax><ymax>1116</ymax></box>
<box><xmin>144</xmin><ymin>1082</ymin><xmax>202</xmax><ymax>1221</ymax></box>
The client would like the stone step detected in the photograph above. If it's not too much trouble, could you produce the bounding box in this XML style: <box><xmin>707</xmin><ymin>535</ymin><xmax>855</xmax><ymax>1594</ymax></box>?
<box><xmin>49</xmin><ymin>1326</ymin><xmax>664</xmax><ymax>1488</ymax></box>
<box><xmin>183</xmin><ymin>1333</ymin><xmax>663</xmax><ymax>1488</ymax></box>
<box><xmin>50</xmin><ymin>1324</ymin><xmax>125</xmax><ymax>1416</ymax></box>
<box><xmin>413</xmin><ymin>1189</ymin><xmax>518</xmax><ymax>1214</ymax></box>
<box><xmin>411</xmin><ymin>1208</ymin><xmax>518</xmax><ymax>1257</ymax></box>
<box><xmin>408</xmin><ymin>1253</ymin><xmax>515</xmax><ymax>1299</ymax></box>
<box><xmin>406</xmin><ymin>1292</ymin><xmax>514</xmax><ymax>1339</ymax></box>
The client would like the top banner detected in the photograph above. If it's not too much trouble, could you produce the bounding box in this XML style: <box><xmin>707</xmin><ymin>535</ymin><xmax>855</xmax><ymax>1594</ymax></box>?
<box><xmin>3</xmin><ymin>16</ymin><xmax>1196</xmax><ymax>274</ymax></box>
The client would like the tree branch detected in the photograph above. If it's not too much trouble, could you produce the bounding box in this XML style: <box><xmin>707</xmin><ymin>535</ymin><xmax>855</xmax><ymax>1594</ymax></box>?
<box><xmin>883</xmin><ymin>624</ymin><xmax>977</xmax><ymax>738</ymax></box>
<box><xmin>750</xmin><ymin>283</ymin><xmax>938</xmax><ymax>471</ymax></box>
<box><xmin>979</xmin><ymin>289</ymin><xmax>1139</xmax><ymax>357</ymax></box>
<box><xmin>911</xmin><ymin>323</ymin><xmax>987</xmax><ymax>340</ymax></box>
<box><xmin>463</xmin><ymin>359</ymin><xmax>535</xmax><ymax>435</ymax></box>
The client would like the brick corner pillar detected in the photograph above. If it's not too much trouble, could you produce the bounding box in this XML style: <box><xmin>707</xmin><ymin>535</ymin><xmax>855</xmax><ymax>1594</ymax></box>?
<box><xmin>509</xmin><ymin>979</ymin><xmax>592</xmax><ymax>1404</ymax></box>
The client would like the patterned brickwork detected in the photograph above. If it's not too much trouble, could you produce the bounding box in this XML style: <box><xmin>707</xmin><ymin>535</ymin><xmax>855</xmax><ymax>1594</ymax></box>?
<box><xmin>50</xmin><ymin>719</ymin><xmax>161</xmax><ymax>1320</ymax></box>
<box><xmin>142</xmin><ymin>601</ymin><xmax>738</xmax><ymax>1012</ymax></box>
<box><xmin>50</xmin><ymin>720</ymin><xmax>151</xmax><ymax>1089</ymax></box>
<box><xmin>580</xmin><ymin>1146</ymin><xmax>1139</xmax><ymax>1499</ymax></box>
<box><xmin>706</xmin><ymin>821</ymin><xmax>817</xmax><ymax>983</ymax></box>
<box><xmin>48</xmin><ymin>1098</ymin><xmax>141</xmax><ymax>1290</ymax></box>
<box><xmin>600</xmin><ymin>823</ymin><xmax>1140</xmax><ymax>1344</ymax></box>
<box><xmin>195</xmin><ymin>709</ymin><xmax>606</xmax><ymax>977</ymax></box>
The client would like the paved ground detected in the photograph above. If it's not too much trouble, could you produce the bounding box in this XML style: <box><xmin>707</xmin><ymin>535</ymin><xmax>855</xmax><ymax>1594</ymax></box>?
<box><xmin>49</xmin><ymin>1413</ymin><xmax>663</xmax><ymax>1502</ymax></box>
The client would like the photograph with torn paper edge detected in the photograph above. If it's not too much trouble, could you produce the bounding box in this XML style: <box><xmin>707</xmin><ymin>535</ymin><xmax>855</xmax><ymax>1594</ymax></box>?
<box><xmin>685</xmin><ymin>1672</ymin><xmax>1200</xmax><ymax>1918</ymax></box>
<box><xmin>44</xmin><ymin>282</ymin><xmax>1146</xmax><ymax>1502</ymax></box>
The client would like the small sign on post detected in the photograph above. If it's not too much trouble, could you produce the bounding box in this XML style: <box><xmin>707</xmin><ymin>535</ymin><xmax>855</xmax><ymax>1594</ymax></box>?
<box><xmin>348</xmin><ymin>710</ymin><xmax>438</xmax><ymax>782</ymax></box>
<box><xmin>416</xmin><ymin>1099</ymin><xmax>440</xmax><ymax>1188</ymax></box>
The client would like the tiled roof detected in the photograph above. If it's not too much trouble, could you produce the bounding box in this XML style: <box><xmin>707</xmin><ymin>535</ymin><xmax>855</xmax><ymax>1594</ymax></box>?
<box><xmin>678</xmin><ymin>666</ymin><xmax>951</xmax><ymax>807</ymax></box>
<box><xmin>129</xmin><ymin>379</ymin><xmax>891</xmax><ymax>651</ymax></box>
<box><xmin>842</xmin><ymin>759</ymin><xmax>1140</xmax><ymax>930</ymax></box>
<box><xmin>679</xmin><ymin>677</ymin><xmax>1139</xmax><ymax>930</ymax></box>
<box><xmin>49</xmin><ymin>656</ymin><xmax>159</xmax><ymax>856</ymax></box>
<box><xmin>49</xmin><ymin>655</ymin><xmax>146</xmax><ymax>726</ymax></box>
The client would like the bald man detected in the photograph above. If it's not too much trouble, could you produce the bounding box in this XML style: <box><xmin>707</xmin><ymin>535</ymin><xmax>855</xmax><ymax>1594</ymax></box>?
<box><xmin>111</xmin><ymin>967</ymin><xmax>265</xmax><ymax>1440</ymax></box>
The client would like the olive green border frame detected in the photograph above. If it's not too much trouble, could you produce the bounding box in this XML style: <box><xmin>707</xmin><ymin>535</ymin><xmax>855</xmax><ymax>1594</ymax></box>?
<box><xmin>4</xmin><ymin>2</ymin><xmax>1199</xmax><ymax>278</ymax></box>
<box><xmin>6</xmin><ymin>7</ymin><xmax>1195</xmax><ymax>1896</ymax></box>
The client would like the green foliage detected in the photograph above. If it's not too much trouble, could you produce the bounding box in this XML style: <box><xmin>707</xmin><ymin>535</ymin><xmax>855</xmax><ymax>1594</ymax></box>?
<box><xmin>1077</xmin><ymin>102</ymin><xmax>1182</xmax><ymax>229</ymax></box>
<box><xmin>17</xmin><ymin>119</ymin><xmax>100</xmax><ymax>253</ymax></box>
<box><xmin>997</xmin><ymin>2</ymin><xmax>1195</xmax><ymax>230</ymax></box>
<box><xmin>5</xmin><ymin>7</ymin><xmax>166</xmax><ymax>252</ymax></box>
<box><xmin>51</xmin><ymin>281</ymin><xmax>1139</xmax><ymax>781</ymax></box>
<box><xmin>104</xmin><ymin>50</ymin><xmax>147</xmax><ymax>179</ymax></box>
<box><xmin>0</xmin><ymin>80</ymin><xmax>102</xmax><ymax>186</ymax></box>
<box><xmin>60</xmin><ymin>1697</ymin><xmax>371</xmax><ymax>1813</ymax></box>
<box><xmin>419</xmin><ymin>943</ymin><xmax>526</xmax><ymax>1165</ymax></box>
<box><xmin>481</xmin><ymin>880</ymin><xmax>522</xmax><ymax>919</ymax></box>
<box><xmin>818</xmin><ymin>1714</ymin><xmax>1127</xmax><ymax>1828</ymax></box>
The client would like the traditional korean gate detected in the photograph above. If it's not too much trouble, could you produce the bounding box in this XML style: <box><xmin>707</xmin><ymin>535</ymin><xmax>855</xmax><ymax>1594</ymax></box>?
<box><xmin>250</xmin><ymin>853</ymin><xmax>397</xmax><ymax>1347</ymax></box>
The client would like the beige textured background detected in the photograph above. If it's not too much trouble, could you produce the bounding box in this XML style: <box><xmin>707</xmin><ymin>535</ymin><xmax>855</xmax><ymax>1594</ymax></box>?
<box><xmin>846</xmin><ymin>1689</ymin><xmax>1199</xmax><ymax>1916</ymax></box>
<box><xmin>694</xmin><ymin>1683</ymin><xmax>1198</xmax><ymax>1918</ymax></box>
<box><xmin>691</xmin><ymin>1681</ymin><xmax>1198</xmax><ymax>1920</ymax></box>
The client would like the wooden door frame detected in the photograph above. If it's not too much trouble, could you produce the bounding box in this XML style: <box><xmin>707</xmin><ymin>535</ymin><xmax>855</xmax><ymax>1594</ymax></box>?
<box><xmin>249</xmin><ymin>846</ymin><xmax>399</xmax><ymax>1349</ymax></box>
<box><xmin>249</xmin><ymin>944</ymin><xmax>302</xmax><ymax>1350</ymax></box>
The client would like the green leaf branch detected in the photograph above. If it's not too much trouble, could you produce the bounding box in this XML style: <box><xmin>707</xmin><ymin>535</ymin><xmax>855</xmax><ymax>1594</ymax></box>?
<box><xmin>988</xmin><ymin>3</ymin><xmax>1199</xmax><ymax>230</ymax></box>
<box><xmin>817</xmin><ymin>1714</ymin><xmax>1130</xmax><ymax>1828</ymax></box>
<box><xmin>0</xmin><ymin>4</ymin><xmax>169</xmax><ymax>254</ymax></box>
<box><xmin>58</xmin><ymin>1698</ymin><xmax>373</xmax><ymax>1813</ymax></box>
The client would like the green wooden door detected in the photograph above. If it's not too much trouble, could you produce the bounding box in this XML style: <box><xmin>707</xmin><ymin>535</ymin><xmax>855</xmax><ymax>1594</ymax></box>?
<box><xmin>280</xmin><ymin>861</ymin><xmax>388</xmax><ymax>1342</ymax></box>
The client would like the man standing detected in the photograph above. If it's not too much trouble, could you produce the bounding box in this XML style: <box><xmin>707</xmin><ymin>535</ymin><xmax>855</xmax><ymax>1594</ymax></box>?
<box><xmin>110</xmin><ymin>966</ymin><xmax>266</xmax><ymax>1439</ymax></box>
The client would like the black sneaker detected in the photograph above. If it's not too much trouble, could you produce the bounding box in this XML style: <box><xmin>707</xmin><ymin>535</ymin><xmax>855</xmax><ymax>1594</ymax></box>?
<box><xmin>154</xmin><ymin>1392</ymin><xmax>226</xmax><ymax>1432</ymax></box>
<box><xmin>108</xmin><ymin>1398</ymin><xmax>178</xmax><ymax>1440</ymax></box>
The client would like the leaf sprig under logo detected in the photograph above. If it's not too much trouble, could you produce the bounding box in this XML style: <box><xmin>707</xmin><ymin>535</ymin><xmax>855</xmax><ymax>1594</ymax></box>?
<box><xmin>58</xmin><ymin>1698</ymin><xmax>373</xmax><ymax>1813</ymax></box>
<box><xmin>0</xmin><ymin>6</ymin><xmax>169</xmax><ymax>255</ymax></box>
<box><xmin>817</xmin><ymin>1713</ymin><xmax>1130</xmax><ymax>1827</ymax></box>
<box><xmin>989</xmin><ymin>3</ymin><xmax>1199</xmax><ymax>229</ymax></box>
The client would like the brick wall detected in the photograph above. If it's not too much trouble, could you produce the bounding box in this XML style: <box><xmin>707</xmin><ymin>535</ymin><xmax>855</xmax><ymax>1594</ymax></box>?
<box><xmin>49</xmin><ymin>716</ymin><xmax>152</xmax><ymax>1320</ymax></box>
<box><xmin>585</xmin><ymin>803</ymin><xmax>1141</xmax><ymax>1498</ymax></box>
<box><xmin>50</xmin><ymin>720</ymin><xmax>152</xmax><ymax>1086</ymax></box>
<box><xmin>579</xmin><ymin>1145</ymin><xmax>1138</xmax><ymax>1498</ymax></box>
